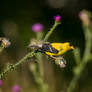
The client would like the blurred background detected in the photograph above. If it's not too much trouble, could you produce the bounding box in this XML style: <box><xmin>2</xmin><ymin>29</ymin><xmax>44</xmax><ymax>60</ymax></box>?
<box><xmin>0</xmin><ymin>0</ymin><xmax>92</xmax><ymax>92</ymax></box>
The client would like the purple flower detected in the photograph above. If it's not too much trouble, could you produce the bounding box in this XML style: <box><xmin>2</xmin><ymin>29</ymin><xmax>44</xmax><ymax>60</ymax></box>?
<box><xmin>0</xmin><ymin>80</ymin><xmax>3</xmax><ymax>86</ymax></box>
<box><xmin>79</xmin><ymin>10</ymin><xmax>89</xmax><ymax>25</ymax></box>
<box><xmin>12</xmin><ymin>85</ymin><xmax>21</xmax><ymax>92</ymax></box>
<box><xmin>54</xmin><ymin>15</ymin><xmax>61</xmax><ymax>22</ymax></box>
<box><xmin>32</xmin><ymin>23</ymin><xmax>44</xmax><ymax>32</ymax></box>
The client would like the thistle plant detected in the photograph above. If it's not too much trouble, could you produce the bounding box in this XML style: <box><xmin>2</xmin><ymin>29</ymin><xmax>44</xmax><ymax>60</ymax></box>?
<box><xmin>67</xmin><ymin>10</ymin><xmax>92</xmax><ymax>92</ymax></box>
<box><xmin>0</xmin><ymin>15</ymin><xmax>61</xmax><ymax>81</ymax></box>
<box><xmin>30</xmin><ymin>23</ymin><xmax>47</xmax><ymax>92</ymax></box>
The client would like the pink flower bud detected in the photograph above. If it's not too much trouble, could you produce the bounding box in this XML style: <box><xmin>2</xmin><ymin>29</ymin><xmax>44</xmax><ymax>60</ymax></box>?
<box><xmin>12</xmin><ymin>85</ymin><xmax>21</xmax><ymax>92</ymax></box>
<box><xmin>54</xmin><ymin>15</ymin><xmax>61</xmax><ymax>22</ymax></box>
<box><xmin>32</xmin><ymin>23</ymin><xmax>44</xmax><ymax>32</ymax></box>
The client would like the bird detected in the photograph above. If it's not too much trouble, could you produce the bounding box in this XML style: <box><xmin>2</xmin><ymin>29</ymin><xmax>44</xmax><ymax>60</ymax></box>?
<box><xmin>29</xmin><ymin>42</ymin><xmax>74</xmax><ymax>57</ymax></box>
<box><xmin>29</xmin><ymin>42</ymin><xmax>74</xmax><ymax>68</ymax></box>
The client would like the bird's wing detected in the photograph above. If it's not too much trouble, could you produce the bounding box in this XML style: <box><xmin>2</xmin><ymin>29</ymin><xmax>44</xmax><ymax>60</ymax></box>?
<box><xmin>42</xmin><ymin>43</ymin><xmax>59</xmax><ymax>53</ymax></box>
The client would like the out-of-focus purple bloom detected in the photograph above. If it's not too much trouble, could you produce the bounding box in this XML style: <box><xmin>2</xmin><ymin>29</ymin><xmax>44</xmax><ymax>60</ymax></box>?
<box><xmin>32</xmin><ymin>23</ymin><xmax>44</xmax><ymax>32</ymax></box>
<box><xmin>0</xmin><ymin>80</ymin><xmax>3</xmax><ymax>86</ymax></box>
<box><xmin>54</xmin><ymin>15</ymin><xmax>61</xmax><ymax>22</ymax></box>
<box><xmin>79</xmin><ymin>10</ymin><xmax>89</xmax><ymax>25</ymax></box>
<box><xmin>12</xmin><ymin>85</ymin><xmax>21</xmax><ymax>92</ymax></box>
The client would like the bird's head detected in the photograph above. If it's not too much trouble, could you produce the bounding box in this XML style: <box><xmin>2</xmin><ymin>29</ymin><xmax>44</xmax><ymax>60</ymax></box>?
<box><xmin>62</xmin><ymin>42</ymin><xmax>74</xmax><ymax>51</ymax></box>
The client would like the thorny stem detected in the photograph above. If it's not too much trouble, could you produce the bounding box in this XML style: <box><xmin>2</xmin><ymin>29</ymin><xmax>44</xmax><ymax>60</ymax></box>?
<box><xmin>43</xmin><ymin>21</ymin><xmax>60</xmax><ymax>42</ymax></box>
<box><xmin>0</xmin><ymin>51</ymin><xmax>35</xmax><ymax>79</ymax></box>
<box><xmin>0</xmin><ymin>21</ymin><xmax>60</xmax><ymax>79</ymax></box>
<box><xmin>67</xmin><ymin>25</ymin><xmax>92</xmax><ymax>92</ymax></box>
<box><xmin>32</xmin><ymin>21</ymin><xmax>60</xmax><ymax>92</ymax></box>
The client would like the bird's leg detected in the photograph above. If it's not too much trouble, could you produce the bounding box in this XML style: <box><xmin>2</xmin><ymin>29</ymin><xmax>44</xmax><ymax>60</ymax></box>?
<box><xmin>50</xmin><ymin>55</ymin><xmax>63</xmax><ymax>60</ymax></box>
<box><xmin>50</xmin><ymin>55</ymin><xmax>57</xmax><ymax>60</ymax></box>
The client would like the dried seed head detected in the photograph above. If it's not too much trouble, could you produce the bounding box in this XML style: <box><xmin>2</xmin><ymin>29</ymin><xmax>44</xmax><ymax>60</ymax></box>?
<box><xmin>0</xmin><ymin>38</ymin><xmax>11</xmax><ymax>48</ymax></box>
<box><xmin>59</xmin><ymin>59</ymin><xmax>66</xmax><ymax>68</ymax></box>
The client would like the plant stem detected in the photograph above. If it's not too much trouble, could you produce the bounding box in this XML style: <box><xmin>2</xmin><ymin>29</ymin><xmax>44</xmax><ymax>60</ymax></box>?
<box><xmin>35</xmin><ymin>53</ymin><xmax>47</xmax><ymax>92</ymax></box>
<box><xmin>0</xmin><ymin>51</ymin><xmax>35</xmax><ymax>79</ymax></box>
<box><xmin>43</xmin><ymin>21</ymin><xmax>60</xmax><ymax>42</ymax></box>
<box><xmin>67</xmin><ymin>61</ymin><xmax>86</xmax><ymax>92</ymax></box>
<box><xmin>82</xmin><ymin>25</ymin><xmax>91</xmax><ymax>62</ymax></box>
<box><xmin>33</xmin><ymin>31</ymin><xmax>47</xmax><ymax>92</ymax></box>
<box><xmin>67</xmin><ymin>24</ymin><xmax>92</xmax><ymax>92</ymax></box>
<box><xmin>0</xmin><ymin>47</ymin><xmax>4</xmax><ymax>53</ymax></box>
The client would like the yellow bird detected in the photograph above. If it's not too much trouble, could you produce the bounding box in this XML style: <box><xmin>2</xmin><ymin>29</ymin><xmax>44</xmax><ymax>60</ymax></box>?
<box><xmin>30</xmin><ymin>42</ymin><xmax>74</xmax><ymax>56</ymax></box>
<box><xmin>45</xmin><ymin>42</ymin><xmax>74</xmax><ymax>56</ymax></box>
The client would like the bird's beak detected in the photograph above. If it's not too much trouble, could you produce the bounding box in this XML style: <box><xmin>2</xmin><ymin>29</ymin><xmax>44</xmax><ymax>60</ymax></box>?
<box><xmin>70</xmin><ymin>46</ymin><xmax>74</xmax><ymax>50</ymax></box>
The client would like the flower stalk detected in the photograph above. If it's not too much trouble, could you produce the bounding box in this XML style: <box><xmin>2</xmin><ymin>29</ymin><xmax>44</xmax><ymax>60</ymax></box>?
<box><xmin>30</xmin><ymin>20</ymin><xmax>60</xmax><ymax>92</ymax></box>
<box><xmin>67</xmin><ymin>11</ymin><xmax>92</xmax><ymax>92</ymax></box>
<box><xmin>0</xmin><ymin>51</ymin><xmax>35</xmax><ymax>79</ymax></box>
<box><xmin>44</xmin><ymin>21</ymin><xmax>60</xmax><ymax>42</ymax></box>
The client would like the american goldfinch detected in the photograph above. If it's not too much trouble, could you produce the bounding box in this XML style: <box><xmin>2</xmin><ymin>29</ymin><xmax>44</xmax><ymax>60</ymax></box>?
<box><xmin>29</xmin><ymin>42</ymin><xmax>74</xmax><ymax>68</ymax></box>
<box><xmin>29</xmin><ymin>42</ymin><xmax>74</xmax><ymax>56</ymax></box>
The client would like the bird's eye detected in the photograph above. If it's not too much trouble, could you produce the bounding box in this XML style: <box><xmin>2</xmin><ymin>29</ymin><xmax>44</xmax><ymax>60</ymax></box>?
<box><xmin>70</xmin><ymin>43</ymin><xmax>73</xmax><ymax>46</ymax></box>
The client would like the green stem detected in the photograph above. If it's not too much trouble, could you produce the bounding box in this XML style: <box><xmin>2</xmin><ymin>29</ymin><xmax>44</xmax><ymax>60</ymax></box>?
<box><xmin>35</xmin><ymin>53</ymin><xmax>47</xmax><ymax>92</ymax></box>
<box><xmin>67</xmin><ymin>24</ymin><xmax>92</xmax><ymax>92</ymax></box>
<box><xmin>33</xmin><ymin>31</ymin><xmax>47</xmax><ymax>92</ymax></box>
<box><xmin>73</xmin><ymin>48</ymin><xmax>81</xmax><ymax>65</ymax></box>
<box><xmin>0</xmin><ymin>51</ymin><xmax>35</xmax><ymax>79</ymax></box>
<box><xmin>36</xmin><ymin>31</ymin><xmax>44</xmax><ymax>79</ymax></box>
<box><xmin>82</xmin><ymin>25</ymin><xmax>91</xmax><ymax>62</ymax></box>
<box><xmin>67</xmin><ymin>63</ymin><xmax>85</xmax><ymax>92</ymax></box>
<box><xmin>0</xmin><ymin>46</ymin><xmax>4</xmax><ymax>53</ymax></box>
<box><xmin>43</xmin><ymin>21</ymin><xmax>60</xmax><ymax>42</ymax></box>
